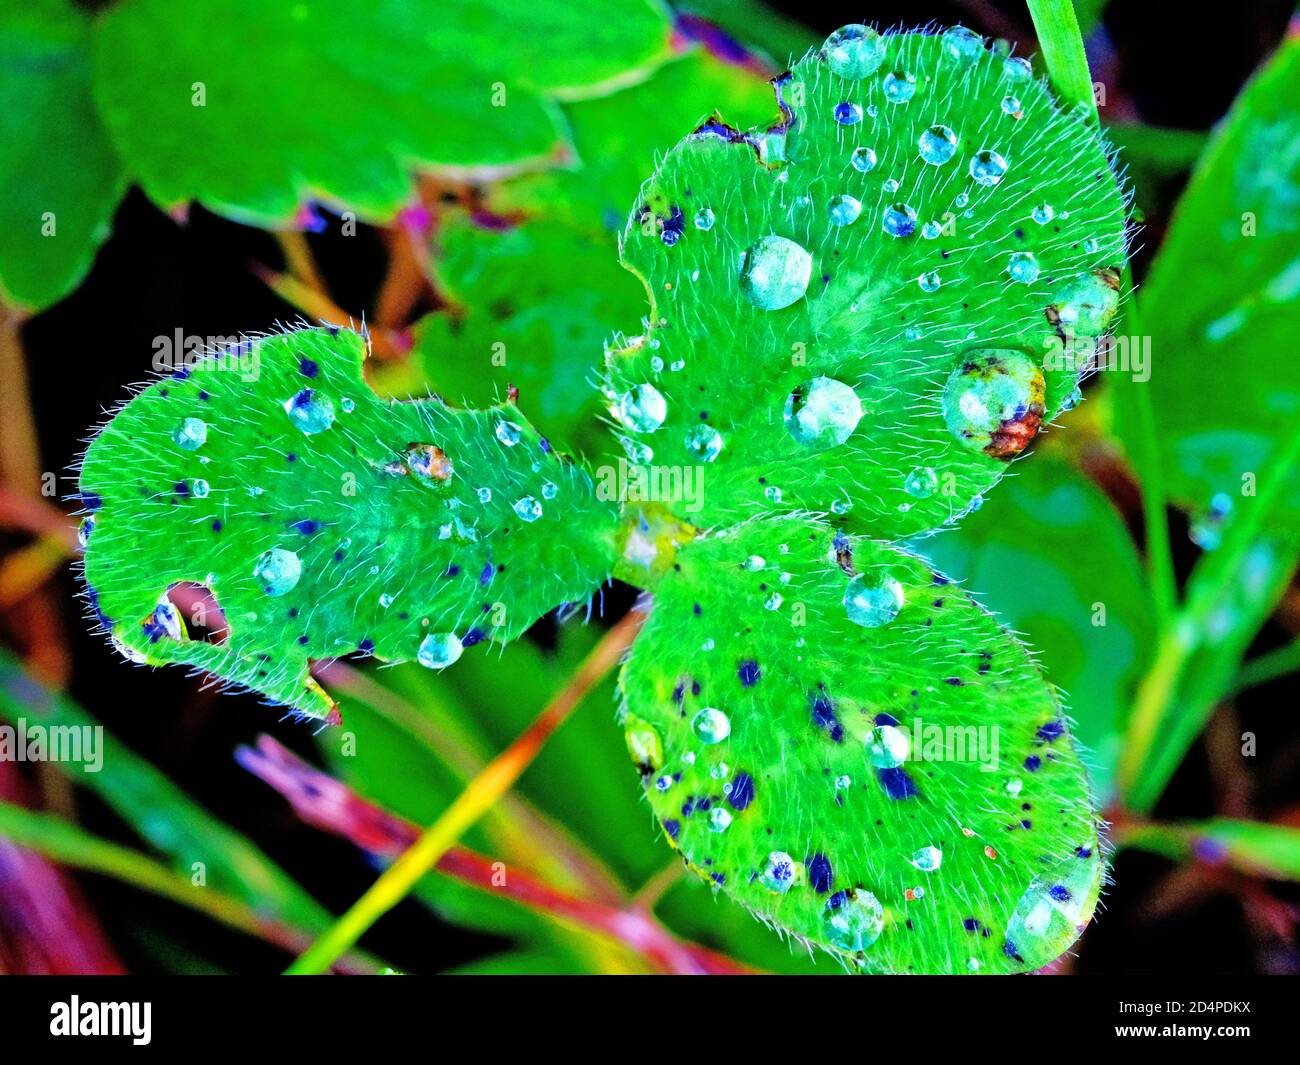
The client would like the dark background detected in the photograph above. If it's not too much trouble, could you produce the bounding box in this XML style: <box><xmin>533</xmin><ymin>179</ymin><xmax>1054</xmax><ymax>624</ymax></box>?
<box><xmin>5</xmin><ymin>0</ymin><xmax>1297</xmax><ymax>974</ymax></box>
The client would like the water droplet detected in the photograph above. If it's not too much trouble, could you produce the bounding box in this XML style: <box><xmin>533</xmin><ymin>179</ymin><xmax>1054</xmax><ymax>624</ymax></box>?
<box><xmin>77</xmin><ymin>516</ymin><xmax>94</xmax><ymax>548</ymax></box>
<box><xmin>541</xmin><ymin>480</ymin><xmax>559</xmax><ymax>500</ymax></box>
<box><xmin>1005</xmin><ymin>854</ymin><xmax>1100</xmax><ymax>968</ymax></box>
<box><xmin>513</xmin><ymin>496</ymin><xmax>542</xmax><ymax>522</ymax></box>
<box><xmin>283</xmin><ymin>390</ymin><xmax>335</xmax><ymax>434</ymax></box>
<box><xmin>1007</xmin><ymin>251</ymin><xmax>1040</xmax><ymax>284</ymax></box>
<box><xmin>619</xmin><ymin>383</ymin><xmax>667</xmax><ymax>433</ymax></box>
<box><xmin>883</xmin><ymin>70</ymin><xmax>917</xmax><ymax>103</ymax></box>
<box><xmin>954</xmin><ymin>192</ymin><xmax>970</xmax><ymax>208</ymax></box>
<box><xmin>764</xmin><ymin>485</ymin><xmax>783</xmax><ymax>503</ymax></box>
<box><xmin>882</xmin><ymin>202</ymin><xmax>917</xmax><ymax>237</ymax></box>
<box><xmin>710</xmin><ymin>762</ymin><xmax>730</xmax><ymax>781</ymax></box>
<box><xmin>844</xmin><ymin>573</ymin><xmax>905</xmax><ymax>628</ymax></box>
<box><xmin>191</xmin><ymin>478</ymin><xmax>210</xmax><ymax>499</ymax></box>
<box><xmin>784</xmin><ymin>377</ymin><xmax>863</xmax><ymax>450</ymax></box>
<box><xmin>418</xmin><ymin>631</ymin><xmax>464</xmax><ymax>670</ymax></box>
<box><xmin>655</xmin><ymin>774</ymin><xmax>673</xmax><ymax>792</ymax></box>
<box><xmin>739</xmin><ymin>235</ymin><xmax>813</xmax><ymax>310</ymax></box>
<box><xmin>379</xmin><ymin>592</ymin><xmax>395</xmax><ymax>608</ymax></box>
<box><xmin>835</xmin><ymin>774</ymin><xmax>853</xmax><ymax>789</ymax></box>
<box><xmin>477</xmin><ymin>487</ymin><xmax>492</xmax><ymax>504</ymax></box>
<box><xmin>1001</xmin><ymin>94</ymin><xmax>1022</xmax><ymax>115</ymax></box>
<box><xmin>1083</xmin><ymin>237</ymin><xmax>1100</xmax><ymax>253</ymax></box>
<box><xmin>684</xmin><ymin>424</ymin><xmax>723</xmax><ymax>462</ymax></box>
<box><xmin>910</xmin><ymin>845</ymin><xmax>943</xmax><ymax>872</ymax></box>
<box><xmin>340</xmin><ymin>396</ymin><xmax>356</xmax><ymax>413</ymax></box>
<box><xmin>834</xmin><ymin>101</ymin><xmax>863</xmax><ymax>125</ymax></box>
<box><xmin>743</xmin><ymin>554</ymin><xmax>766</xmax><ymax>571</ymax></box>
<box><xmin>1060</xmin><ymin>384</ymin><xmax>1083</xmax><ymax>412</ymax></box>
<box><xmin>823</xmin><ymin>24</ymin><xmax>887</xmax><ymax>78</ymax></box>
<box><xmin>693</xmin><ymin>207</ymin><xmax>715</xmax><ymax>231</ymax></box>
<box><xmin>173</xmin><ymin>417</ymin><xmax>208</xmax><ymax>450</ymax></box>
<box><xmin>691</xmin><ymin>707</ymin><xmax>731</xmax><ymax>744</ymax></box>
<box><xmin>828</xmin><ymin>194</ymin><xmax>862</xmax><ymax>226</ymax></box>
<box><xmin>1031</xmin><ymin>202</ymin><xmax>1055</xmax><ymax>224</ymax></box>
<box><xmin>942</xmin><ymin>349</ymin><xmax>1046</xmax><ymax>457</ymax></box>
<box><xmin>764</xmin><ymin>592</ymin><xmax>784</xmax><ymax>611</ymax></box>
<box><xmin>1047</xmin><ymin>269</ymin><xmax>1120</xmax><ymax>336</ymax></box>
<box><xmin>708</xmin><ymin>808</ymin><xmax>733</xmax><ymax>833</ymax></box>
<box><xmin>969</xmin><ymin>149</ymin><xmax>1008</xmax><ymax>186</ymax></box>
<box><xmin>941</xmin><ymin>25</ymin><xmax>984</xmax><ymax>64</ymax></box>
<box><xmin>918</xmin><ymin>271</ymin><xmax>942</xmax><ymax>293</ymax></box>
<box><xmin>904</xmin><ymin>466</ymin><xmax>938</xmax><ymax>497</ymax></box>
<box><xmin>824</xmin><ymin>890</ymin><xmax>884</xmax><ymax>952</ymax></box>
<box><xmin>921</xmin><ymin>220</ymin><xmax>943</xmax><ymax>240</ymax></box>
<box><xmin>882</xmin><ymin>177</ymin><xmax>900</xmax><ymax>194</ymax></box>
<box><xmin>1005</xmin><ymin>778</ymin><xmax>1024</xmax><ymax>797</ymax></box>
<box><xmin>253</xmin><ymin>547</ymin><xmax>302</xmax><ymax>596</ymax></box>
<box><xmin>495</xmin><ymin>420</ymin><xmax>522</xmax><ymax>446</ymax></box>
<box><xmin>866</xmin><ymin>723</ymin><xmax>910</xmax><ymax>767</ymax></box>
<box><xmin>1004</xmin><ymin>55</ymin><xmax>1033</xmax><ymax>81</ymax></box>
<box><xmin>761</xmin><ymin>851</ymin><xmax>799</xmax><ymax>893</ymax></box>
<box><xmin>850</xmin><ymin>146</ymin><xmax>878</xmax><ymax>173</ymax></box>
<box><xmin>918</xmin><ymin>124</ymin><xmax>957</xmax><ymax>165</ymax></box>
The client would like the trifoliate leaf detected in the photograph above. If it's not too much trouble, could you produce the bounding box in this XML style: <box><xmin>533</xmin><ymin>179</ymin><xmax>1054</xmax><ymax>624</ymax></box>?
<box><xmin>618</xmin><ymin>514</ymin><xmax>1102</xmax><ymax>973</ymax></box>
<box><xmin>603</xmin><ymin>25</ymin><xmax>1129</xmax><ymax>539</ymax></box>
<box><xmin>78</xmin><ymin>326</ymin><xmax>618</xmax><ymax>719</ymax></box>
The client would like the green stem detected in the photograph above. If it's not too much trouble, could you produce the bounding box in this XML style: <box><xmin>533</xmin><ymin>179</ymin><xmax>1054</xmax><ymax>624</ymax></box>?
<box><xmin>1026</xmin><ymin>0</ymin><xmax>1098</xmax><ymax>123</ymax></box>
<box><xmin>1230</xmin><ymin>638</ymin><xmax>1300</xmax><ymax>696</ymax></box>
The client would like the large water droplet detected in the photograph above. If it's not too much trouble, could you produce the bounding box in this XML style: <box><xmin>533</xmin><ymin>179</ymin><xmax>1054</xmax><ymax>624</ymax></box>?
<box><xmin>941</xmin><ymin>349</ymin><xmax>1046</xmax><ymax>458</ymax></box>
<box><xmin>823</xmin><ymin>24</ymin><xmax>886</xmax><ymax>79</ymax></box>
<box><xmin>1004</xmin><ymin>55</ymin><xmax>1033</xmax><ymax>81</ymax></box>
<box><xmin>918</xmin><ymin>271</ymin><xmax>942</xmax><ymax>293</ymax></box>
<box><xmin>495</xmin><ymin>420</ymin><xmax>522</xmax><ymax>446</ymax></box>
<box><xmin>850</xmin><ymin>146</ymin><xmax>878</xmax><ymax>173</ymax></box>
<box><xmin>1001</xmin><ymin>94</ymin><xmax>1022</xmax><ymax>116</ymax></box>
<box><xmin>910</xmin><ymin>845</ymin><xmax>943</xmax><ymax>872</ymax></box>
<box><xmin>708</xmin><ymin>808</ymin><xmax>733</xmax><ymax>833</ymax></box>
<box><xmin>824</xmin><ymin>890</ymin><xmax>884</xmax><ymax>952</ymax></box>
<box><xmin>694</xmin><ymin>207</ymin><xmax>715</xmax><ymax>231</ymax></box>
<box><xmin>253</xmin><ymin>547</ymin><xmax>302</xmax><ymax>596</ymax></box>
<box><xmin>284</xmin><ymin>390</ymin><xmax>335</xmax><ymax>434</ymax></box>
<box><xmin>739</xmin><ymin>235</ymin><xmax>813</xmax><ymax>310</ymax></box>
<box><xmin>1007</xmin><ymin>251</ymin><xmax>1040</xmax><ymax>284</ymax></box>
<box><xmin>969</xmin><ymin>149</ymin><xmax>1009</xmax><ymax>186</ymax></box>
<box><xmin>882</xmin><ymin>202</ymin><xmax>917</xmax><ymax>237</ymax></box>
<box><xmin>828</xmin><ymin>194</ymin><xmax>862</xmax><ymax>226</ymax></box>
<box><xmin>191</xmin><ymin>478</ymin><xmax>210</xmax><ymax>499</ymax></box>
<box><xmin>844</xmin><ymin>573</ymin><xmax>904</xmax><ymax>627</ymax></box>
<box><xmin>173</xmin><ymin>417</ymin><xmax>208</xmax><ymax>451</ymax></box>
<box><xmin>761</xmin><ymin>851</ymin><xmax>799</xmax><ymax>893</ymax></box>
<box><xmin>1005</xmin><ymin>853</ymin><xmax>1101</xmax><ymax>968</ymax></box>
<box><xmin>904</xmin><ymin>466</ymin><xmax>938</xmax><ymax>497</ymax></box>
<box><xmin>619</xmin><ymin>383</ymin><xmax>667</xmax><ymax>432</ymax></box>
<box><xmin>866</xmin><ymin>724</ymin><xmax>910</xmax><ymax>767</ymax></box>
<box><xmin>1047</xmin><ymin>269</ymin><xmax>1121</xmax><ymax>336</ymax></box>
<box><xmin>418</xmin><ymin>631</ymin><xmax>464</xmax><ymax>670</ymax></box>
<box><xmin>918</xmin><ymin>124</ymin><xmax>957</xmax><ymax>165</ymax></box>
<box><xmin>1031</xmin><ymin>202</ymin><xmax>1055</xmax><ymax>224</ymax></box>
<box><xmin>513</xmin><ymin>496</ymin><xmax>542</xmax><ymax>522</ymax></box>
<box><xmin>684</xmin><ymin>424</ymin><xmax>723</xmax><ymax>462</ymax></box>
<box><xmin>691</xmin><ymin>707</ymin><xmax>731</xmax><ymax>744</ymax></box>
<box><xmin>784</xmin><ymin>377</ymin><xmax>863</xmax><ymax>450</ymax></box>
<box><xmin>883</xmin><ymin>70</ymin><xmax>916</xmax><ymax>103</ymax></box>
<box><xmin>941</xmin><ymin>25</ymin><xmax>984</xmax><ymax>64</ymax></box>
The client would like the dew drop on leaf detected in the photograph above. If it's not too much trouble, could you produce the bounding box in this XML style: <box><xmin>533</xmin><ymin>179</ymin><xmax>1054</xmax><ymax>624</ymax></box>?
<box><xmin>918</xmin><ymin>124</ymin><xmax>958</xmax><ymax>165</ymax></box>
<box><xmin>253</xmin><ymin>547</ymin><xmax>302</xmax><ymax>596</ymax></box>
<box><xmin>172</xmin><ymin>416</ymin><xmax>208</xmax><ymax>450</ymax></box>
<box><xmin>691</xmin><ymin>706</ymin><xmax>731</xmax><ymax>744</ymax></box>
<box><xmin>618</xmin><ymin>382</ymin><xmax>667</xmax><ymax>432</ymax></box>
<box><xmin>283</xmin><ymin>390</ymin><xmax>335</xmax><ymax>434</ymax></box>
<box><xmin>843</xmin><ymin>573</ymin><xmax>905</xmax><ymax>628</ymax></box>
<box><xmin>822</xmin><ymin>24</ymin><xmax>886</xmax><ymax>79</ymax></box>
<box><xmin>417</xmin><ymin>631</ymin><xmax>464</xmax><ymax>670</ymax></box>
<box><xmin>783</xmin><ymin>377</ymin><xmax>863</xmax><ymax>449</ymax></box>
<box><xmin>738</xmin><ymin>235</ymin><xmax>813</xmax><ymax>310</ymax></box>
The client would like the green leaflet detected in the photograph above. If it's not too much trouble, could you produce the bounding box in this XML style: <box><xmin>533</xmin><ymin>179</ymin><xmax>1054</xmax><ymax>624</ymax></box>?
<box><xmin>78</xmin><ymin>326</ymin><xmax>618</xmax><ymax>719</ymax></box>
<box><xmin>603</xmin><ymin>27</ymin><xmax>1128</xmax><ymax>538</ymax></box>
<box><xmin>1137</xmin><ymin>32</ymin><xmax>1300</xmax><ymax>527</ymax></box>
<box><xmin>0</xmin><ymin>0</ymin><xmax>125</xmax><ymax>310</ymax></box>
<box><xmin>91</xmin><ymin>0</ymin><xmax>672</xmax><ymax>225</ymax></box>
<box><xmin>619</xmin><ymin>515</ymin><xmax>1102</xmax><ymax>973</ymax></box>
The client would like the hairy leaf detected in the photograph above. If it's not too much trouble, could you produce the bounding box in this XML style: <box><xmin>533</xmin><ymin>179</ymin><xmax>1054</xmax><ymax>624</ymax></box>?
<box><xmin>619</xmin><ymin>515</ymin><xmax>1102</xmax><ymax>973</ymax></box>
<box><xmin>0</xmin><ymin>0</ymin><xmax>124</xmax><ymax>310</ymax></box>
<box><xmin>602</xmin><ymin>26</ymin><xmax>1128</xmax><ymax>538</ymax></box>
<box><xmin>91</xmin><ymin>0</ymin><xmax>671</xmax><ymax>224</ymax></box>
<box><xmin>77</xmin><ymin>326</ymin><xmax>618</xmax><ymax>718</ymax></box>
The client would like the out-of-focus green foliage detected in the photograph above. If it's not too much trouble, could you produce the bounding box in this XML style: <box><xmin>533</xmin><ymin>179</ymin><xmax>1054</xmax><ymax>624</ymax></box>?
<box><xmin>0</xmin><ymin>0</ymin><xmax>124</xmax><ymax>309</ymax></box>
<box><xmin>1137</xmin><ymin>33</ymin><xmax>1300</xmax><ymax>526</ymax></box>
